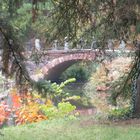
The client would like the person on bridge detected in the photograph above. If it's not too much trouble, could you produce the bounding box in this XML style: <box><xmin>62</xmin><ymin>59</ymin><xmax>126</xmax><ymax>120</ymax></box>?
<box><xmin>64</xmin><ymin>36</ymin><xmax>69</xmax><ymax>51</ymax></box>
<box><xmin>35</xmin><ymin>38</ymin><xmax>41</xmax><ymax>51</ymax></box>
<box><xmin>64</xmin><ymin>37</ymin><xmax>69</xmax><ymax>51</ymax></box>
<box><xmin>135</xmin><ymin>36</ymin><xmax>140</xmax><ymax>50</ymax></box>
<box><xmin>52</xmin><ymin>40</ymin><xmax>59</xmax><ymax>50</ymax></box>
<box><xmin>108</xmin><ymin>39</ymin><xmax>114</xmax><ymax>52</ymax></box>
<box><xmin>91</xmin><ymin>36</ymin><xmax>97</xmax><ymax>50</ymax></box>
<box><xmin>119</xmin><ymin>40</ymin><xmax>126</xmax><ymax>50</ymax></box>
<box><xmin>34</xmin><ymin>38</ymin><xmax>42</xmax><ymax>65</ymax></box>
<box><xmin>78</xmin><ymin>38</ymin><xmax>85</xmax><ymax>49</ymax></box>
<box><xmin>134</xmin><ymin>36</ymin><xmax>140</xmax><ymax>56</ymax></box>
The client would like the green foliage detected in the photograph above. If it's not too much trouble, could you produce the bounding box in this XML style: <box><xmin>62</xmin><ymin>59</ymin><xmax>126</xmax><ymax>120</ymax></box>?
<box><xmin>11</xmin><ymin>3</ymin><xmax>32</xmax><ymax>39</ymax></box>
<box><xmin>40</xmin><ymin>105</ymin><xmax>58</xmax><ymax>119</ymax></box>
<box><xmin>60</xmin><ymin>62</ymin><xmax>97</xmax><ymax>81</ymax></box>
<box><xmin>61</xmin><ymin>66</ymin><xmax>88</xmax><ymax>81</ymax></box>
<box><xmin>35</xmin><ymin>78</ymin><xmax>77</xmax><ymax>104</ymax></box>
<box><xmin>17</xmin><ymin>3</ymin><xmax>32</xmax><ymax>14</ymax></box>
<box><xmin>0</xmin><ymin>1</ymin><xmax>53</xmax><ymax>41</ymax></box>
<box><xmin>58</xmin><ymin>102</ymin><xmax>76</xmax><ymax>115</ymax></box>
<box><xmin>108</xmin><ymin>107</ymin><xmax>131</xmax><ymax>120</ymax></box>
<box><xmin>40</xmin><ymin>102</ymin><xmax>76</xmax><ymax>119</ymax></box>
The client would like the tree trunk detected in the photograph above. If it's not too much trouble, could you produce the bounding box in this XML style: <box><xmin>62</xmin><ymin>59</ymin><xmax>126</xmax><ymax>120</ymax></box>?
<box><xmin>133</xmin><ymin>75</ymin><xmax>140</xmax><ymax>117</ymax></box>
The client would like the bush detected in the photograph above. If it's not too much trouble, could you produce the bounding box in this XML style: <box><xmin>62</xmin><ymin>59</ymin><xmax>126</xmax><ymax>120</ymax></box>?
<box><xmin>40</xmin><ymin>102</ymin><xmax>76</xmax><ymax>119</ymax></box>
<box><xmin>60</xmin><ymin>62</ymin><xmax>97</xmax><ymax>81</ymax></box>
<box><xmin>0</xmin><ymin>87</ymin><xmax>77</xmax><ymax>126</ymax></box>
<box><xmin>15</xmin><ymin>102</ymin><xmax>47</xmax><ymax>125</ymax></box>
<box><xmin>108</xmin><ymin>107</ymin><xmax>131</xmax><ymax>120</ymax></box>
<box><xmin>84</xmin><ymin>57</ymin><xmax>132</xmax><ymax>119</ymax></box>
<box><xmin>35</xmin><ymin>78</ymin><xmax>80</xmax><ymax>105</ymax></box>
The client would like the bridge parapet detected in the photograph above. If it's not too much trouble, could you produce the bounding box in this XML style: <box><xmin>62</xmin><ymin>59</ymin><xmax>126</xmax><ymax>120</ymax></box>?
<box><xmin>23</xmin><ymin>49</ymin><xmax>134</xmax><ymax>60</ymax></box>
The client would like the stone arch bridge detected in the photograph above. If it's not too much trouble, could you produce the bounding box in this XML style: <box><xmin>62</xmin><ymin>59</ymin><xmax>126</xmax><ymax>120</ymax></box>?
<box><xmin>29</xmin><ymin>49</ymin><xmax>130</xmax><ymax>82</ymax></box>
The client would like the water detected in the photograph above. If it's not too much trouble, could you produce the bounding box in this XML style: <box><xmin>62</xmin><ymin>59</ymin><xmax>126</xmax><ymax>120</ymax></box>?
<box><xmin>64</xmin><ymin>82</ymin><xmax>94</xmax><ymax>109</ymax></box>
<box><xmin>64</xmin><ymin>82</ymin><xmax>85</xmax><ymax>96</ymax></box>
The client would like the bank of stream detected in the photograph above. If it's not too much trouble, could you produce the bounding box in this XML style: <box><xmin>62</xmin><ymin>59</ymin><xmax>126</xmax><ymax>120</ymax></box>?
<box><xmin>63</xmin><ymin>82</ymin><xmax>95</xmax><ymax>113</ymax></box>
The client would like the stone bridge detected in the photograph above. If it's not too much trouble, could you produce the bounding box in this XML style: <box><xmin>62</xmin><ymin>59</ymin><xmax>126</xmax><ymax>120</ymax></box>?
<box><xmin>30</xmin><ymin>49</ymin><xmax>132</xmax><ymax>82</ymax></box>
<box><xmin>0</xmin><ymin>48</ymin><xmax>133</xmax><ymax>101</ymax></box>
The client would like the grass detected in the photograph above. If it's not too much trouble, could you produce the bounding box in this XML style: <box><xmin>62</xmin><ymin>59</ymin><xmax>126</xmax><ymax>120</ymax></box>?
<box><xmin>1</xmin><ymin>118</ymin><xmax>140</xmax><ymax>140</ymax></box>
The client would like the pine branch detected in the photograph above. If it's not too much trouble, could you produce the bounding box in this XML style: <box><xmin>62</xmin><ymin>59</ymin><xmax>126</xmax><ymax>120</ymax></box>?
<box><xmin>0</xmin><ymin>27</ymin><xmax>34</xmax><ymax>85</ymax></box>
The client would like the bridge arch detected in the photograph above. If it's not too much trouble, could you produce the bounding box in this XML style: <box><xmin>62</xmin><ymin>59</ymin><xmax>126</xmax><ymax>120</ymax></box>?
<box><xmin>41</xmin><ymin>52</ymin><xmax>97</xmax><ymax>81</ymax></box>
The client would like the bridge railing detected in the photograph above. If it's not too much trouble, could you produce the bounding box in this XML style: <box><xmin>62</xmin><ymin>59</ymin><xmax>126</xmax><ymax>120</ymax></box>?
<box><xmin>18</xmin><ymin>48</ymin><xmax>135</xmax><ymax>62</ymax></box>
<box><xmin>26</xmin><ymin>48</ymin><xmax>135</xmax><ymax>54</ymax></box>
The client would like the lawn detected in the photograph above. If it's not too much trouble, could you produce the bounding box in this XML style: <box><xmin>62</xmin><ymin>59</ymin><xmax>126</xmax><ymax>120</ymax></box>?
<box><xmin>1</xmin><ymin>118</ymin><xmax>140</xmax><ymax>140</ymax></box>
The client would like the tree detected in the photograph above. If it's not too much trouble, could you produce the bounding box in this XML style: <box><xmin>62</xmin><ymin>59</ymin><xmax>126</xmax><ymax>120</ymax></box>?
<box><xmin>0</xmin><ymin>0</ymin><xmax>140</xmax><ymax>116</ymax></box>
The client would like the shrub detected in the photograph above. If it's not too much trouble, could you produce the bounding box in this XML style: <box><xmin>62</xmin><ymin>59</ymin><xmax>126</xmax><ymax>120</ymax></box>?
<box><xmin>108</xmin><ymin>107</ymin><xmax>131</xmax><ymax>120</ymax></box>
<box><xmin>84</xmin><ymin>57</ymin><xmax>132</xmax><ymax>119</ymax></box>
<box><xmin>60</xmin><ymin>62</ymin><xmax>96</xmax><ymax>81</ymax></box>
<box><xmin>0</xmin><ymin>83</ymin><xmax>78</xmax><ymax>127</ymax></box>
<box><xmin>35</xmin><ymin>78</ymin><xmax>79</xmax><ymax>105</ymax></box>
<box><xmin>40</xmin><ymin>102</ymin><xmax>76</xmax><ymax>119</ymax></box>
<box><xmin>58</xmin><ymin>102</ymin><xmax>76</xmax><ymax>115</ymax></box>
<box><xmin>15</xmin><ymin>102</ymin><xmax>47</xmax><ymax>125</ymax></box>
<box><xmin>0</xmin><ymin>102</ymin><xmax>10</xmax><ymax>126</ymax></box>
